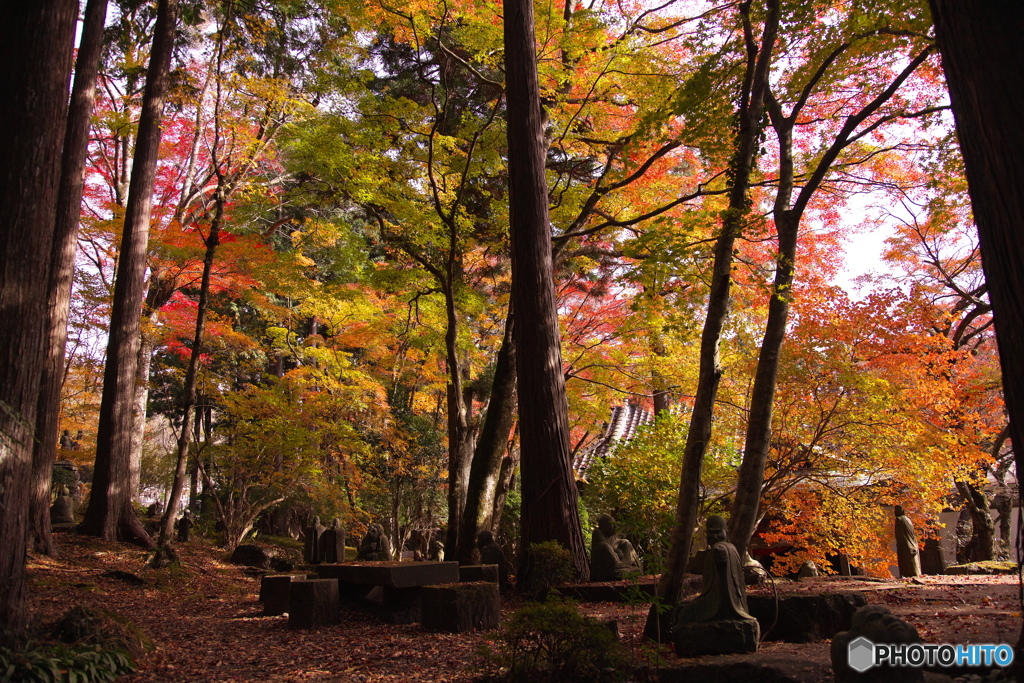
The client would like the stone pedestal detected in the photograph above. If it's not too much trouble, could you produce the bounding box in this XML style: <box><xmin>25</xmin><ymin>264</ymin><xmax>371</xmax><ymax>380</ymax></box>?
<box><xmin>674</xmin><ymin>618</ymin><xmax>759</xmax><ymax>657</ymax></box>
<box><xmin>260</xmin><ymin>575</ymin><xmax>298</xmax><ymax>616</ymax></box>
<box><xmin>288</xmin><ymin>579</ymin><xmax>339</xmax><ymax>629</ymax></box>
<box><xmin>421</xmin><ymin>582</ymin><xmax>500</xmax><ymax>633</ymax></box>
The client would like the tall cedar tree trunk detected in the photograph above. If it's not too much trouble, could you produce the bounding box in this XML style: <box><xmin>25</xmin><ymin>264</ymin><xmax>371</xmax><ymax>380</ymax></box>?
<box><xmin>29</xmin><ymin>0</ymin><xmax>110</xmax><ymax>556</ymax></box>
<box><xmin>458</xmin><ymin>310</ymin><xmax>517</xmax><ymax>563</ymax></box>
<box><xmin>157</xmin><ymin>196</ymin><xmax>224</xmax><ymax>552</ymax></box>
<box><xmin>646</xmin><ymin>0</ymin><xmax>779</xmax><ymax>638</ymax></box>
<box><xmin>504</xmin><ymin>0</ymin><xmax>589</xmax><ymax>581</ymax></box>
<box><xmin>928</xmin><ymin>0</ymin><xmax>1024</xmax><ymax>657</ymax></box>
<box><xmin>80</xmin><ymin>0</ymin><xmax>178</xmax><ymax>547</ymax></box>
<box><xmin>0</xmin><ymin>0</ymin><xmax>77</xmax><ymax>632</ymax></box>
<box><xmin>729</xmin><ymin>46</ymin><xmax>933</xmax><ymax>559</ymax></box>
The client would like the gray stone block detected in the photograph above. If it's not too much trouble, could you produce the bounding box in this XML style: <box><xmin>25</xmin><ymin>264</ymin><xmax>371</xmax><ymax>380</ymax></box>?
<box><xmin>288</xmin><ymin>578</ymin><xmax>339</xmax><ymax>629</ymax></box>
<box><xmin>674</xmin><ymin>618</ymin><xmax>760</xmax><ymax>657</ymax></box>
<box><xmin>421</xmin><ymin>582</ymin><xmax>500</xmax><ymax>633</ymax></box>
<box><xmin>260</xmin><ymin>574</ymin><xmax>299</xmax><ymax>616</ymax></box>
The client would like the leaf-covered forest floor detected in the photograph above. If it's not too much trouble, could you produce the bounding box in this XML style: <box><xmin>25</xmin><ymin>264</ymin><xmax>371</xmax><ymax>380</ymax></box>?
<box><xmin>23</xmin><ymin>532</ymin><xmax>1022</xmax><ymax>682</ymax></box>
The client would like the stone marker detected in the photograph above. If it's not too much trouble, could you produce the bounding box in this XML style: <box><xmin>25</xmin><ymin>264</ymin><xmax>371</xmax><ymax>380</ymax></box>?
<box><xmin>831</xmin><ymin>604</ymin><xmax>922</xmax><ymax>683</ymax></box>
<box><xmin>920</xmin><ymin>537</ymin><xmax>945</xmax><ymax>575</ymax></box>
<box><xmin>261</xmin><ymin>574</ymin><xmax>299</xmax><ymax>616</ymax></box>
<box><xmin>303</xmin><ymin>516</ymin><xmax>326</xmax><ymax>564</ymax></box>
<box><xmin>421</xmin><ymin>582</ymin><xmax>500</xmax><ymax>633</ymax></box>
<box><xmin>288</xmin><ymin>578</ymin><xmax>339</xmax><ymax>629</ymax></box>
<box><xmin>319</xmin><ymin>518</ymin><xmax>346</xmax><ymax>564</ymax></box>
<box><xmin>356</xmin><ymin>523</ymin><xmax>392</xmax><ymax>561</ymax></box>
<box><xmin>590</xmin><ymin>514</ymin><xmax>643</xmax><ymax>581</ymax></box>
<box><xmin>672</xmin><ymin>515</ymin><xmax>760</xmax><ymax>656</ymax></box>
<box><xmin>894</xmin><ymin>505</ymin><xmax>922</xmax><ymax>578</ymax></box>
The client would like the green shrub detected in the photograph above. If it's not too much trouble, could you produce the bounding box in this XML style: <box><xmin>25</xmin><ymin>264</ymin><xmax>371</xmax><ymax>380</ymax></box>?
<box><xmin>52</xmin><ymin>604</ymin><xmax>152</xmax><ymax>659</ymax></box>
<box><xmin>481</xmin><ymin>600</ymin><xmax>628</xmax><ymax>682</ymax></box>
<box><xmin>521</xmin><ymin>541</ymin><xmax>574</xmax><ymax>599</ymax></box>
<box><xmin>0</xmin><ymin>640</ymin><xmax>134</xmax><ymax>683</ymax></box>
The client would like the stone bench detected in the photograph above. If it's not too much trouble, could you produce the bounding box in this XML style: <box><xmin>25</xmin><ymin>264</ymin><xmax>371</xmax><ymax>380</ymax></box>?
<box><xmin>288</xmin><ymin>578</ymin><xmax>339</xmax><ymax>629</ymax></box>
<box><xmin>317</xmin><ymin>561</ymin><xmax>460</xmax><ymax>624</ymax></box>
<box><xmin>259</xmin><ymin>574</ymin><xmax>317</xmax><ymax>616</ymax></box>
<box><xmin>421</xmin><ymin>582</ymin><xmax>500</xmax><ymax>633</ymax></box>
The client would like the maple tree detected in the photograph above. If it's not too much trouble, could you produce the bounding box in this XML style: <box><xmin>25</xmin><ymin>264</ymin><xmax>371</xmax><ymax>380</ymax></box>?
<box><xmin>0</xmin><ymin>3</ymin><xmax>1014</xmax><ymax>640</ymax></box>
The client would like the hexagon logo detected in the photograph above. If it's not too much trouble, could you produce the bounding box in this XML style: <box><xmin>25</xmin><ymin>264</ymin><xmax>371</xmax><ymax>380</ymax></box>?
<box><xmin>848</xmin><ymin>636</ymin><xmax>875</xmax><ymax>673</ymax></box>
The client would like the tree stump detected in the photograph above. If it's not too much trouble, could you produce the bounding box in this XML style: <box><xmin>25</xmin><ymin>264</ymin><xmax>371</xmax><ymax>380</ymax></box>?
<box><xmin>421</xmin><ymin>582</ymin><xmax>500</xmax><ymax>633</ymax></box>
<box><xmin>288</xmin><ymin>579</ymin><xmax>339</xmax><ymax>629</ymax></box>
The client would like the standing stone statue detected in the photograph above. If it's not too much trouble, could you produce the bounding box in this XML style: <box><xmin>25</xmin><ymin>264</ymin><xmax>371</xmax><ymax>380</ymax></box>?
<box><xmin>60</xmin><ymin>429</ymin><xmax>74</xmax><ymax>450</ymax></box>
<box><xmin>428</xmin><ymin>536</ymin><xmax>444</xmax><ymax>561</ymax></box>
<box><xmin>319</xmin><ymin>518</ymin><xmax>347</xmax><ymax>563</ymax></box>
<box><xmin>176</xmin><ymin>511</ymin><xmax>193</xmax><ymax>543</ymax></box>
<box><xmin>303</xmin><ymin>515</ymin><xmax>327</xmax><ymax>564</ymax></box>
<box><xmin>356</xmin><ymin>523</ymin><xmax>392</xmax><ymax>561</ymax></box>
<box><xmin>589</xmin><ymin>514</ymin><xmax>643</xmax><ymax>581</ymax></box>
<box><xmin>672</xmin><ymin>515</ymin><xmax>759</xmax><ymax>656</ymax></box>
<box><xmin>50</xmin><ymin>485</ymin><xmax>75</xmax><ymax>526</ymax></box>
<box><xmin>477</xmin><ymin>530</ymin><xmax>508</xmax><ymax>586</ymax></box>
<box><xmin>894</xmin><ymin>505</ymin><xmax>921</xmax><ymax>578</ymax></box>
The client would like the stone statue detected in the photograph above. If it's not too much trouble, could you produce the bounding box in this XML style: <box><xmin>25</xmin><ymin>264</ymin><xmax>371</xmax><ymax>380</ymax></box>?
<box><xmin>319</xmin><ymin>518</ymin><xmax>346</xmax><ymax>563</ymax></box>
<box><xmin>50</xmin><ymin>485</ymin><xmax>75</xmax><ymax>526</ymax></box>
<box><xmin>672</xmin><ymin>515</ymin><xmax>759</xmax><ymax>656</ymax></box>
<box><xmin>428</xmin><ymin>536</ymin><xmax>444</xmax><ymax>562</ymax></box>
<box><xmin>894</xmin><ymin>505</ymin><xmax>921</xmax><ymax>578</ymax></box>
<box><xmin>477</xmin><ymin>530</ymin><xmax>508</xmax><ymax>586</ymax></box>
<box><xmin>356</xmin><ymin>523</ymin><xmax>392</xmax><ymax>561</ymax></box>
<box><xmin>831</xmin><ymin>604</ymin><xmax>922</xmax><ymax>683</ymax></box>
<box><xmin>60</xmin><ymin>429</ymin><xmax>73</xmax><ymax>450</ymax></box>
<box><xmin>176</xmin><ymin>511</ymin><xmax>193</xmax><ymax>543</ymax></box>
<box><xmin>589</xmin><ymin>514</ymin><xmax>643</xmax><ymax>581</ymax></box>
<box><xmin>303</xmin><ymin>515</ymin><xmax>326</xmax><ymax>564</ymax></box>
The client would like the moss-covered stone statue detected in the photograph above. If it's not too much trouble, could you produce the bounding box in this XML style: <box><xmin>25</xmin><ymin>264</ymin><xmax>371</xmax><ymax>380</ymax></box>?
<box><xmin>672</xmin><ymin>515</ymin><xmax>759</xmax><ymax>656</ymax></box>
<box><xmin>590</xmin><ymin>514</ymin><xmax>643</xmax><ymax>581</ymax></box>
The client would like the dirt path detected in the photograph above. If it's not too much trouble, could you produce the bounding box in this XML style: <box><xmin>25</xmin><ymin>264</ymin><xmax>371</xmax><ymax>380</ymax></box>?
<box><xmin>24</xmin><ymin>534</ymin><xmax>1022</xmax><ymax>682</ymax></box>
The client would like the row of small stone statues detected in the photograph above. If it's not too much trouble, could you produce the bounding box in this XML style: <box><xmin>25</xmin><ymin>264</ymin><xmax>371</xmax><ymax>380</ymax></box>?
<box><xmin>301</xmin><ymin>512</ymin><xmax>639</xmax><ymax>583</ymax></box>
<box><xmin>302</xmin><ymin>518</ymin><xmax>446</xmax><ymax>565</ymax></box>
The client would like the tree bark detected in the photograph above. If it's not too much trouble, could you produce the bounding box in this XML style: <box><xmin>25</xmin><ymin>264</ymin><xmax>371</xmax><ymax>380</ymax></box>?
<box><xmin>649</xmin><ymin>0</ymin><xmax>779</xmax><ymax>631</ymax></box>
<box><xmin>928</xmin><ymin>0</ymin><xmax>1024</xmax><ymax>655</ymax></box>
<box><xmin>504</xmin><ymin>0</ymin><xmax>589</xmax><ymax>581</ymax></box>
<box><xmin>0</xmin><ymin>0</ymin><xmax>77</xmax><ymax>632</ymax></box>
<box><xmin>458</xmin><ymin>310</ymin><xmax>517</xmax><ymax>564</ymax></box>
<box><xmin>80</xmin><ymin>0</ymin><xmax>179</xmax><ymax>547</ymax></box>
<box><xmin>29</xmin><ymin>0</ymin><xmax>110</xmax><ymax>556</ymax></box>
<box><xmin>954</xmin><ymin>479</ymin><xmax>996</xmax><ymax>561</ymax></box>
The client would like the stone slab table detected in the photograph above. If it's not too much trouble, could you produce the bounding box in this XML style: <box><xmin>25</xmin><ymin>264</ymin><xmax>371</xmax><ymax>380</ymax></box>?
<box><xmin>317</xmin><ymin>561</ymin><xmax>460</xmax><ymax>624</ymax></box>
